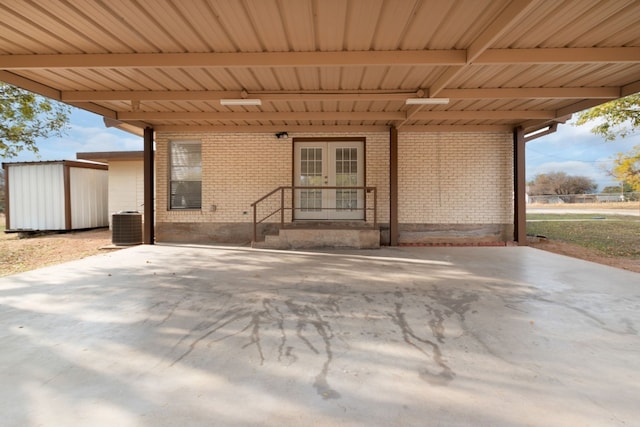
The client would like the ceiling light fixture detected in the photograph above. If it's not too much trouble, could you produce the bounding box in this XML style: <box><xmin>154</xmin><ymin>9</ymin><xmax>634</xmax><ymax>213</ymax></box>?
<box><xmin>220</xmin><ymin>98</ymin><xmax>262</xmax><ymax>106</ymax></box>
<box><xmin>405</xmin><ymin>98</ymin><xmax>450</xmax><ymax>105</ymax></box>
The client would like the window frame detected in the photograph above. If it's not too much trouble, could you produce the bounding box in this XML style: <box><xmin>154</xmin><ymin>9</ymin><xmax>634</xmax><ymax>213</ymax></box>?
<box><xmin>168</xmin><ymin>139</ymin><xmax>202</xmax><ymax>210</ymax></box>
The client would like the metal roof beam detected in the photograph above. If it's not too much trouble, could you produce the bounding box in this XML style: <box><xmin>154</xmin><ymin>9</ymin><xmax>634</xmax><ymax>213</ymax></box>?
<box><xmin>0</xmin><ymin>70</ymin><xmax>142</xmax><ymax>127</ymax></box>
<box><xmin>477</xmin><ymin>47</ymin><xmax>640</xmax><ymax>64</ymax></box>
<box><xmin>5</xmin><ymin>44</ymin><xmax>640</xmax><ymax>71</ymax></box>
<box><xmin>0</xmin><ymin>50</ymin><xmax>465</xmax><ymax>69</ymax></box>
<box><xmin>153</xmin><ymin>125</ymin><xmax>391</xmax><ymax>133</ymax></box>
<box><xmin>153</xmin><ymin>124</ymin><xmax>514</xmax><ymax>133</ymax></box>
<box><xmin>622</xmin><ymin>80</ymin><xmax>640</xmax><ymax>97</ymax></box>
<box><xmin>61</xmin><ymin>90</ymin><xmax>415</xmax><ymax>102</ymax></box>
<box><xmin>439</xmin><ymin>87</ymin><xmax>620</xmax><ymax>99</ymax></box>
<box><xmin>554</xmin><ymin>98</ymin><xmax>619</xmax><ymax>118</ymax></box>
<box><xmin>3</xmin><ymin>47</ymin><xmax>639</xmax><ymax>71</ymax></box>
<box><xmin>412</xmin><ymin>110</ymin><xmax>555</xmax><ymax>120</ymax></box>
<box><xmin>430</xmin><ymin>0</ymin><xmax>538</xmax><ymax>97</ymax></box>
<box><xmin>402</xmin><ymin>125</ymin><xmax>514</xmax><ymax>132</ymax></box>
<box><xmin>61</xmin><ymin>87</ymin><xmax>621</xmax><ymax>102</ymax></box>
<box><xmin>117</xmin><ymin>111</ymin><xmax>405</xmax><ymax>121</ymax></box>
<box><xmin>467</xmin><ymin>0</ymin><xmax>539</xmax><ymax>63</ymax></box>
<box><xmin>0</xmin><ymin>70</ymin><xmax>61</xmax><ymax>100</ymax></box>
<box><xmin>117</xmin><ymin>110</ymin><xmax>555</xmax><ymax>122</ymax></box>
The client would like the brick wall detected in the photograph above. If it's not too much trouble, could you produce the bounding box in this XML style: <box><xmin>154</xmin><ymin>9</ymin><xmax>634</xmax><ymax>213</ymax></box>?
<box><xmin>155</xmin><ymin>132</ymin><xmax>390</xmax><ymax>226</ymax></box>
<box><xmin>156</xmin><ymin>133</ymin><xmax>290</xmax><ymax>225</ymax></box>
<box><xmin>398</xmin><ymin>131</ymin><xmax>514</xmax><ymax>229</ymax></box>
<box><xmin>363</xmin><ymin>132</ymin><xmax>390</xmax><ymax>223</ymax></box>
<box><xmin>155</xmin><ymin>130</ymin><xmax>513</xmax><ymax>243</ymax></box>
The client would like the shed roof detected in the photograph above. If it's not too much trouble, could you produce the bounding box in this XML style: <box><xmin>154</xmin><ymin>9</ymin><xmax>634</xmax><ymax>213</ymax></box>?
<box><xmin>1</xmin><ymin>0</ymin><xmax>639</xmax><ymax>135</ymax></box>
<box><xmin>76</xmin><ymin>151</ymin><xmax>146</xmax><ymax>163</ymax></box>
<box><xmin>2</xmin><ymin>160</ymin><xmax>107</xmax><ymax>170</ymax></box>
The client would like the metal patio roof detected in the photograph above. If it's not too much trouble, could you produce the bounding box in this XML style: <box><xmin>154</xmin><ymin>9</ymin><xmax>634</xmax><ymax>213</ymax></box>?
<box><xmin>1</xmin><ymin>0</ymin><xmax>639</xmax><ymax>135</ymax></box>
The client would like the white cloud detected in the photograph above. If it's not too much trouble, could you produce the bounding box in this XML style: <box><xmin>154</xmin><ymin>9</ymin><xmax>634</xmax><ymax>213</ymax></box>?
<box><xmin>526</xmin><ymin>118</ymin><xmax>639</xmax><ymax>190</ymax></box>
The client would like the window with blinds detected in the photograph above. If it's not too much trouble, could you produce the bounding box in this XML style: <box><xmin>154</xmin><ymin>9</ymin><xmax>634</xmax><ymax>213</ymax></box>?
<box><xmin>170</xmin><ymin>141</ymin><xmax>202</xmax><ymax>209</ymax></box>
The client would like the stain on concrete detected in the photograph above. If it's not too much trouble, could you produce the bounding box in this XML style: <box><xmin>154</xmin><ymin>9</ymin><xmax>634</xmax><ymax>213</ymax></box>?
<box><xmin>425</xmin><ymin>286</ymin><xmax>479</xmax><ymax>321</ymax></box>
<box><xmin>362</xmin><ymin>293</ymin><xmax>374</xmax><ymax>303</ymax></box>
<box><xmin>169</xmin><ymin>305</ymin><xmax>253</xmax><ymax>366</ymax></box>
<box><xmin>427</xmin><ymin>308</ymin><xmax>446</xmax><ymax>344</ymax></box>
<box><xmin>158</xmin><ymin>280</ymin><xmax>488</xmax><ymax>396</ymax></box>
<box><xmin>286</xmin><ymin>299</ymin><xmax>341</xmax><ymax>400</ymax></box>
<box><xmin>390</xmin><ymin>302</ymin><xmax>455</xmax><ymax>386</ymax></box>
<box><xmin>241</xmin><ymin>312</ymin><xmax>266</xmax><ymax>365</ymax></box>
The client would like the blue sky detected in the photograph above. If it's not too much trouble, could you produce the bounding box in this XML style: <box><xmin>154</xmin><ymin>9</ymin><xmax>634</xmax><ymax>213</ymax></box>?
<box><xmin>526</xmin><ymin>118</ymin><xmax>639</xmax><ymax>190</ymax></box>
<box><xmin>8</xmin><ymin>109</ymin><xmax>143</xmax><ymax>163</ymax></box>
<box><xmin>8</xmin><ymin>107</ymin><xmax>639</xmax><ymax>192</ymax></box>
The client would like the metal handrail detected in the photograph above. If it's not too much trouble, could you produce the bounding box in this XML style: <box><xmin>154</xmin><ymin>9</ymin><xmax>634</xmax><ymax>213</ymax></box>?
<box><xmin>250</xmin><ymin>186</ymin><xmax>377</xmax><ymax>242</ymax></box>
<box><xmin>250</xmin><ymin>186</ymin><xmax>285</xmax><ymax>207</ymax></box>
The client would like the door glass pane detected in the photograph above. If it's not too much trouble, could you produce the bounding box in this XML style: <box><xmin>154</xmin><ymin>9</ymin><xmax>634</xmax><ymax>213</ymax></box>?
<box><xmin>335</xmin><ymin>147</ymin><xmax>358</xmax><ymax>210</ymax></box>
<box><xmin>300</xmin><ymin>147</ymin><xmax>323</xmax><ymax>212</ymax></box>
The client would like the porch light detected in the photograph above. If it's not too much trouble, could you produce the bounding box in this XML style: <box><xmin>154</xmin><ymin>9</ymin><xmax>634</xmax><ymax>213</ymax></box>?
<box><xmin>405</xmin><ymin>98</ymin><xmax>449</xmax><ymax>105</ymax></box>
<box><xmin>220</xmin><ymin>98</ymin><xmax>262</xmax><ymax>106</ymax></box>
<box><xmin>275</xmin><ymin>132</ymin><xmax>289</xmax><ymax>139</ymax></box>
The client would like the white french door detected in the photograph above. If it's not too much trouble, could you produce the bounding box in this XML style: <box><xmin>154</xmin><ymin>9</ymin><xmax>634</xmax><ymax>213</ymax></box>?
<box><xmin>294</xmin><ymin>141</ymin><xmax>364</xmax><ymax>220</ymax></box>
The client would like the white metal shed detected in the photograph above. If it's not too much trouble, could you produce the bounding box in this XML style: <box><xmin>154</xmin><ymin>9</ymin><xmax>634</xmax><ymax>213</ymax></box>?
<box><xmin>76</xmin><ymin>151</ymin><xmax>146</xmax><ymax>228</ymax></box>
<box><xmin>2</xmin><ymin>160</ymin><xmax>108</xmax><ymax>231</ymax></box>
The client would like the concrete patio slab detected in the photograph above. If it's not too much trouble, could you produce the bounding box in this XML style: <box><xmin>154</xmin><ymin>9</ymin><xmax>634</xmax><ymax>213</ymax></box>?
<box><xmin>0</xmin><ymin>245</ymin><xmax>638</xmax><ymax>426</ymax></box>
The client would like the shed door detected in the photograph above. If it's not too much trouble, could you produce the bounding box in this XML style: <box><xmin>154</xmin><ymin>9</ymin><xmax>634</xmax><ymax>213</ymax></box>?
<box><xmin>294</xmin><ymin>141</ymin><xmax>364</xmax><ymax>220</ymax></box>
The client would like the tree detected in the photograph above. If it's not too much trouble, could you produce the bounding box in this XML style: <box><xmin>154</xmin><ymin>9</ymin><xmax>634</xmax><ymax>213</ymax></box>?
<box><xmin>576</xmin><ymin>93</ymin><xmax>640</xmax><ymax>191</ymax></box>
<box><xmin>612</xmin><ymin>147</ymin><xmax>640</xmax><ymax>192</ymax></box>
<box><xmin>602</xmin><ymin>182</ymin><xmax>634</xmax><ymax>194</ymax></box>
<box><xmin>601</xmin><ymin>181</ymin><xmax>639</xmax><ymax>201</ymax></box>
<box><xmin>575</xmin><ymin>93</ymin><xmax>640</xmax><ymax>141</ymax></box>
<box><xmin>1</xmin><ymin>83</ymin><xmax>70</xmax><ymax>158</ymax></box>
<box><xmin>528</xmin><ymin>171</ymin><xmax>597</xmax><ymax>196</ymax></box>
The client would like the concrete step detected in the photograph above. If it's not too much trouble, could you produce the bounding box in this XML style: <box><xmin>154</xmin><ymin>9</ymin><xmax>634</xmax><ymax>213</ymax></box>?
<box><xmin>283</xmin><ymin>221</ymin><xmax>371</xmax><ymax>230</ymax></box>
<box><xmin>251</xmin><ymin>234</ymin><xmax>288</xmax><ymax>250</ymax></box>
<box><xmin>252</xmin><ymin>228</ymin><xmax>380</xmax><ymax>250</ymax></box>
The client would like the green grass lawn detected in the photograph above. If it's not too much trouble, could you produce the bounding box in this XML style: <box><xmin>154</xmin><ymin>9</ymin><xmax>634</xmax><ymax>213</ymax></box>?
<box><xmin>527</xmin><ymin>214</ymin><xmax>640</xmax><ymax>258</ymax></box>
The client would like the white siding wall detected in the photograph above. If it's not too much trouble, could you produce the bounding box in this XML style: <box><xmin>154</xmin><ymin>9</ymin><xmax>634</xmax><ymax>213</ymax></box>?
<box><xmin>107</xmin><ymin>160</ymin><xmax>144</xmax><ymax>226</ymax></box>
<box><xmin>8</xmin><ymin>164</ymin><xmax>66</xmax><ymax>230</ymax></box>
<box><xmin>69</xmin><ymin>167</ymin><xmax>109</xmax><ymax>228</ymax></box>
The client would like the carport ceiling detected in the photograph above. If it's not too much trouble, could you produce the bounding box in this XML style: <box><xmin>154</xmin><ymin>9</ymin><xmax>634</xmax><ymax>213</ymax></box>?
<box><xmin>1</xmin><ymin>0</ymin><xmax>639</xmax><ymax>135</ymax></box>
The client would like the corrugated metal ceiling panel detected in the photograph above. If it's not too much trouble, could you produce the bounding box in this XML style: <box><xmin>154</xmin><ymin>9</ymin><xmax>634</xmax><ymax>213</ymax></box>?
<box><xmin>0</xmin><ymin>0</ymin><xmax>638</xmax><ymax>133</ymax></box>
<box><xmin>440</xmin><ymin>0</ymin><xmax>512</xmax><ymax>49</ymax></box>
<box><xmin>542</xmin><ymin>0</ymin><xmax>638</xmax><ymax>48</ymax></box>
<box><xmin>495</xmin><ymin>0</ymin><xmax>639</xmax><ymax>48</ymax></box>
<box><xmin>343</xmin><ymin>0</ymin><xmax>384</xmax><ymax>51</ymax></box>
<box><xmin>277</xmin><ymin>0</ymin><xmax>316</xmax><ymax>51</ymax></box>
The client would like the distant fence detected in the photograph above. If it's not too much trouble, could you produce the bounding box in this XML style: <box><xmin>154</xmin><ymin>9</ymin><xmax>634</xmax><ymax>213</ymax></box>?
<box><xmin>528</xmin><ymin>192</ymin><xmax>640</xmax><ymax>204</ymax></box>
